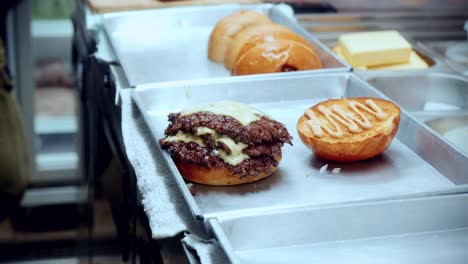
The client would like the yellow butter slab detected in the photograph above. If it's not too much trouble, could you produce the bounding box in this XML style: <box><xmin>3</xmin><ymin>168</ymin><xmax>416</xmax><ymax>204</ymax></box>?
<box><xmin>368</xmin><ymin>51</ymin><xmax>428</xmax><ymax>70</ymax></box>
<box><xmin>339</xmin><ymin>30</ymin><xmax>412</xmax><ymax>67</ymax></box>
<box><xmin>332</xmin><ymin>45</ymin><xmax>367</xmax><ymax>69</ymax></box>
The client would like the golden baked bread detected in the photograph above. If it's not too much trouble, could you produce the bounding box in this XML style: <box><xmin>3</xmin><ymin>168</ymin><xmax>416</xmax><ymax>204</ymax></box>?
<box><xmin>297</xmin><ymin>97</ymin><xmax>400</xmax><ymax>162</ymax></box>
<box><xmin>232</xmin><ymin>39</ymin><xmax>323</xmax><ymax>76</ymax></box>
<box><xmin>224</xmin><ymin>23</ymin><xmax>310</xmax><ymax>70</ymax></box>
<box><xmin>208</xmin><ymin>10</ymin><xmax>272</xmax><ymax>62</ymax></box>
<box><xmin>174</xmin><ymin>154</ymin><xmax>281</xmax><ymax>186</ymax></box>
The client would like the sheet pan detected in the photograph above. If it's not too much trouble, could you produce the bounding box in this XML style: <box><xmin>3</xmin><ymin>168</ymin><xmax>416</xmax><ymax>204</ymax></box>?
<box><xmin>209</xmin><ymin>193</ymin><xmax>468</xmax><ymax>264</ymax></box>
<box><xmin>103</xmin><ymin>4</ymin><xmax>349</xmax><ymax>86</ymax></box>
<box><xmin>132</xmin><ymin>73</ymin><xmax>468</xmax><ymax>220</ymax></box>
<box><xmin>363</xmin><ymin>72</ymin><xmax>468</xmax><ymax>156</ymax></box>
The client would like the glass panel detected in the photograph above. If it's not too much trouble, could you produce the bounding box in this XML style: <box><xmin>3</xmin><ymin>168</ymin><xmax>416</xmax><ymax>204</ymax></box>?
<box><xmin>31</xmin><ymin>0</ymin><xmax>78</xmax><ymax>184</ymax></box>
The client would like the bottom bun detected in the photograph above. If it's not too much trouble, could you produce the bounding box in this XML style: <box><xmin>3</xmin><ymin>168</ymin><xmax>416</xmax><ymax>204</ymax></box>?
<box><xmin>174</xmin><ymin>156</ymin><xmax>281</xmax><ymax>186</ymax></box>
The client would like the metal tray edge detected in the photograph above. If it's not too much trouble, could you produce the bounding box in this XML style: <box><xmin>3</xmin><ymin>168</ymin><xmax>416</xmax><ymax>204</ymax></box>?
<box><xmin>357</xmin><ymin>72</ymin><xmax>468</xmax><ymax>160</ymax></box>
<box><xmin>208</xmin><ymin>192</ymin><xmax>468</xmax><ymax>264</ymax></box>
<box><xmin>130</xmin><ymin>89</ymin><xmax>204</xmax><ymax>220</ymax></box>
<box><xmin>103</xmin><ymin>3</ymin><xmax>350</xmax><ymax>87</ymax></box>
<box><xmin>102</xmin><ymin>3</ymin><xmax>272</xmax><ymax>19</ymax></box>
<box><xmin>207</xmin><ymin>218</ymin><xmax>240</xmax><ymax>264</ymax></box>
<box><xmin>133</xmin><ymin>72</ymin><xmax>468</xmax><ymax>221</ymax></box>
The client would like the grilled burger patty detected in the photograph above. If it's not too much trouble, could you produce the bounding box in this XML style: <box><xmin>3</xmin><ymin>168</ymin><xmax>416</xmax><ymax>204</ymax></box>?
<box><xmin>160</xmin><ymin>141</ymin><xmax>281</xmax><ymax>178</ymax></box>
<box><xmin>165</xmin><ymin>112</ymin><xmax>292</xmax><ymax>145</ymax></box>
<box><xmin>160</xmin><ymin>112</ymin><xmax>292</xmax><ymax>178</ymax></box>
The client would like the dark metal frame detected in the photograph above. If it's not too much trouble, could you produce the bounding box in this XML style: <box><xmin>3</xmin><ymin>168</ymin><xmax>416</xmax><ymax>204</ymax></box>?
<box><xmin>71</xmin><ymin>2</ymin><xmax>165</xmax><ymax>262</ymax></box>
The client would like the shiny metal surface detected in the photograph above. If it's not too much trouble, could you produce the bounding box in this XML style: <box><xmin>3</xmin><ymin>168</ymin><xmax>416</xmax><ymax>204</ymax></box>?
<box><xmin>420</xmin><ymin>41</ymin><xmax>468</xmax><ymax>75</ymax></box>
<box><xmin>310</xmin><ymin>33</ymin><xmax>453</xmax><ymax>74</ymax></box>
<box><xmin>103</xmin><ymin>4</ymin><xmax>349</xmax><ymax>86</ymax></box>
<box><xmin>298</xmin><ymin>11</ymin><xmax>467</xmax><ymax>75</ymax></box>
<box><xmin>365</xmin><ymin>73</ymin><xmax>467</xmax><ymax>111</ymax></box>
<box><xmin>321</xmin><ymin>33</ymin><xmax>455</xmax><ymax>74</ymax></box>
<box><xmin>132</xmin><ymin>73</ymin><xmax>467</xmax><ymax>220</ymax></box>
<box><xmin>298</xmin><ymin>12</ymin><xmax>468</xmax><ymax>44</ymax></box>
<box><xmin>364</xmin><ymin>73</ymin><xmax>468</xmax><ymax>156</ymax></box>
<box><xmin>426</xmin><ymin>116</ymin><xmax>468</xmax><ymax>134</ymax></box>
<box><xmin>210</xmin><ymin>194</ymin><xmax>468</xmax><ymax>264</ymax></box>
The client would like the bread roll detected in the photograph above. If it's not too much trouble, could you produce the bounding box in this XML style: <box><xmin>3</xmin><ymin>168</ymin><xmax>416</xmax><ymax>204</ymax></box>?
<box><xmin>232</xmin><ymin>39</ymin><xmax>322</xmax><ymax>76</ymax></box>
<box><xmin>224</xmin><ymin>23</ymin><xmax>310</xmax><ymax>70</ymax></box>
<box><xmin>208</xmin><ymin>10</ymin><xmax>271</xmax><ymax>62</ymax></box>
<box><xmin>297</xmin><ymin>98</ymin><xmax>400</xmax><ymax>162</ymax></box>
<box><xmin>174</xmin><ymin>155</ymin><xmax>281</xmax><ymax>186</ymax></box>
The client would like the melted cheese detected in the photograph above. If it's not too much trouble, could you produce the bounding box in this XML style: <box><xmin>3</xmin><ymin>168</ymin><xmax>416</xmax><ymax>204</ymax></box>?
<box><xmin>165</xmin><ymin>127</ymin><xmax>249</xmax><ymax>166</ymax></box>
<box><xmin>198</xmin><ymin>127</ymin><xmax>248</xmax><ymax>166</ymax></box>
<box><xmin>219</xmin><ymin>149</ymin><xmax>249</xmax><ymax>166</ymax></box>
<box><xmin>218</xmin><ymin>136</ymin><xmax>247</xmax><ymax>156</ymax></box>
<box><xmin>196</xmin><ymin>127</ymin><xmax>214</xmax><ymax>135</ymax></box>
<box><xmin>163</xmin><ymin>131</ymin><xmax>205</xmax><ymax>146</ymax></box>
<box><xmin>305</xmin><ymin>99</ymin><xmax>388</xmax><ymax>138</ymax></box>
<box><xmin>181</xmin><ymin>101</ymin><xmax>266</xmax><ymax>126</ymax></box>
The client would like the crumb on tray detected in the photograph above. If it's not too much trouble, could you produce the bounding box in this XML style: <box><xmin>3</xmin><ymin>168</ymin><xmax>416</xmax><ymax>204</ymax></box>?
<box><xmin>319</xmin><ymin>164</ymin><xmax>328</xmax><ymax>174</ymax></box>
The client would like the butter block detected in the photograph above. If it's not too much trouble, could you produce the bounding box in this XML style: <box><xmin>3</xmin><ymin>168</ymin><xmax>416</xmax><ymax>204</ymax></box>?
<box><xmin>368</xmin><ymin>51</ymin><xmax>428</xmax><ymax>70</ymax></box>
<box><xmin>332</xmin><ymin>45</ymin><xmax>367</xmax><ymax>70</ymax></box>
<box><xmin>332</xmin><ymin>45</ymin><xmax>427</xmax><ymax>71</ymax></box>
<box><xmin>339</xmin><ymin>30</ymin><xmax>412</xmax><ymax>67</ymax></box>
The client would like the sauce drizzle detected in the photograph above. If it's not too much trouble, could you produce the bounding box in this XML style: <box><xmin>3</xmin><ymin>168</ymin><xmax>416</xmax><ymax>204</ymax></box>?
<box><xmin>305</xmin><ymin>99</ymin><xmax>388</xmax><ymax>138</ymax></box>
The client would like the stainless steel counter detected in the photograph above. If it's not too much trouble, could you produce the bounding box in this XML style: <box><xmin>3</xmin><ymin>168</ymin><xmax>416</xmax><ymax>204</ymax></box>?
<box><xmin>76</xmin><ymin>3</ymin><xmax>468</xmax><ymax>263</ymax></box>
<box><xmin>298</xmin><ymin>11</ymin><xmax>468</xmax><ymax>44</ymax></box>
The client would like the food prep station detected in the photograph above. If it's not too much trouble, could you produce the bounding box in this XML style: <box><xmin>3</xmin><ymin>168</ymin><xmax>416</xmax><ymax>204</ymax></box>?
<box><xmin>71</xmin><ymin>1</ymin><xmax>468</xmax><ymax>263</ymax></box>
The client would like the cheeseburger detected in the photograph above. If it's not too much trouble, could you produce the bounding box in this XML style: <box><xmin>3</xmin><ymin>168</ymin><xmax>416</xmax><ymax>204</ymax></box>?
<box><xmin>160</xmin><ymin>101</ymin><xmax>292</xmax><ymax>185</ymax></box>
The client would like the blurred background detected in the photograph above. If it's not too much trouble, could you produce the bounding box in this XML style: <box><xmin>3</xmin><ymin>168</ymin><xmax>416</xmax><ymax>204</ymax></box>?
<box><xmin>0</xmin><ymin>1</ymin><xmax>123</xmax><ymax>263</ymax></box>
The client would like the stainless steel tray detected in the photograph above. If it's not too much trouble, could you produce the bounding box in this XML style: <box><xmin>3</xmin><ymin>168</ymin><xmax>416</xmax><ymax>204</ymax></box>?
<box><xmin>296</xmin><ymin>11</ymin><xmax>467</xmax><ymax>75</ymax></box>
<box><xmin>363</xmin><ymin>72</ymin><xmax>468</xmax><ymax>156</ymax></box>
<box><xmin>209</xmin><ymin>193</ymin><xmax>468</xmax><ymax>264</ymax></box>
<box><xmin>326</xmin><ymin>39</ymin><xmax>450</xmax><ymax>74</ymax></box>
<box><xmin>103</xmin><ymin>4</ymin><xmax>349</xmax><ymax>86</ymax></box>
<box><xmin>297</xmin><ymin>12</ymin><xmax>468</xmax><ymax>44</ymax></box>
<box><xmin>356</xmin><ymin>45</ymin><xmax>447</xmax><ymax>73</ymax></box>
<box><xmin>132</xmin><ymin>72</ymin><xmax>468</xmax><ymax>220</ymax></box>
<box><xmin>418</xmin><ymin>41</ymin><xmax>468</xmax><ymax>76</ymax></box>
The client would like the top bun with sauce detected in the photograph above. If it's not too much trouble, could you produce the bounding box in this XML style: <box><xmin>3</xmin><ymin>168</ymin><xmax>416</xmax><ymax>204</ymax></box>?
<box><xmin>297</xmin><ymin>97</ymin><xmax>400</xmax><ymax>162</ymax></box>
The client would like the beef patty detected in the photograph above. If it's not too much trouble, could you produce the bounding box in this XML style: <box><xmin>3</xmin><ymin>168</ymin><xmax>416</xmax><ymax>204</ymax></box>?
<box><xmin>165</xmin><ymin>112</ymin><xmax>292</xmax><ymax>145</ymax></box>
<box><xmin>160</xmin><ymin>111</ymin><xmax>292</xmax><ymax>178</ymax></box>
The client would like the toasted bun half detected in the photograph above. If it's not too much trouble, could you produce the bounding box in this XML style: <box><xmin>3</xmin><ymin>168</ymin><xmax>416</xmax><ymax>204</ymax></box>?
<box><xmin>232</xmin><ymin>39</ymin><xmax>322</xmax><ymax>76</ymax></box>
<box><xmin>174</xmin><ymin>154</ymin><xmax>281</xmax><ymax>186</ymax></box>
<box><xmin>208</xmin><ymin>10</ymin><xmax>271</xmax><ymax>62</ymax></box>
<box><xmin>297</xmin><ymin>98</ymin><xmax>400</xmax><ymax>162</ymax></box>
<box><xmin>224</xmin><ymin>23</ymin><xmax>310</xmax><ymax>70</ymax></box>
